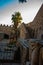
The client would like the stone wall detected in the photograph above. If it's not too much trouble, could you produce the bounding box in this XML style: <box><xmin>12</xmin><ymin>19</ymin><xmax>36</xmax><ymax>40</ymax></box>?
<box><xmin>19</xmin><ymin>23</ymin><xmax>29</xmax><ymax>39</ymax></box>
<box><xmin>29</xmin><ymin>39</ymin><xmax>43</xmax><ymax>65</ymax></box>
<box><xmin>27</xmin><ymin>4</ymin><xmax>43</xmax><ymax>39</ymax></box>
<box><xmin>0</xmin><ymin>24</ymin><xmax>13</xmax><ymax>35</ymax></box>
<box><xmin>16</xmin><ymin>42</ymin><xmax>29</xmax><ymax>65</ymax></box>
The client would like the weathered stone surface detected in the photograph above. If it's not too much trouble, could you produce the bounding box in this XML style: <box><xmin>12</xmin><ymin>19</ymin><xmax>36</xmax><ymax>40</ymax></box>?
<box><xmin>29</xmin><ymin>41</ymin><xmax>43</xmax><ymax>65</ymax></box>
<box><xmin>0</xmin><ymin>25</ymin><xmax>12</xmax><ymax>35</ymax></box>
<box><xmin>27</xmin><ymin>4</ymin><xmax>43</xmax><ymax>39</ymax></box>
<box><xmin>21</xmin><ymin>48</ymin><xmax>27</xmax><ymax>65</ymax></box>
<box><xmin>31</xmin><ymin>47</ymin><xmax>39</xmax><ymax>65</ymax></box>
<box><xmin>39</xmin><ymin>47</ymin><xmax>43</xmax><ymax>65</ymax></box>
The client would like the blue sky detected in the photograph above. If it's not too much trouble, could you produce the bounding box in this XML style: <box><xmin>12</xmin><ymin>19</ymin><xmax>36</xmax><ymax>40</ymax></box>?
<box><xmin>0</xmin><ymin>0</ymin><xmax>43</xmax><ymax>25</ymax></box>
<box><xmin>0</xmin><ymin>0</ymin><xmax>17</xmax><ymax>8</ymax></box>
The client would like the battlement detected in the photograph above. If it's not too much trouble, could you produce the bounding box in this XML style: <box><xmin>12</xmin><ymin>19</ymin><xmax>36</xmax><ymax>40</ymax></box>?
<box><xmin>0</xmin><ymin>24</ymin><xmax>13</xmax><ymax>35</ymax></box>
<box><xmin>0</xmin><ymin>24</ymin><xmax>12</xmax><ymax>28</ymax></box>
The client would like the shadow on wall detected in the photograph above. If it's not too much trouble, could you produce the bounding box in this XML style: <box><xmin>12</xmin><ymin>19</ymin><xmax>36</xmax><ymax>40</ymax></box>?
<box><xmin>14</xmin><ymin>47</ymin><xmax>21</xmax><ymax>62</ymax></box>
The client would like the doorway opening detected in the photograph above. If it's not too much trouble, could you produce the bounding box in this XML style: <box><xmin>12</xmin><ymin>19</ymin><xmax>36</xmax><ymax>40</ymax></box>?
<box><xmin>4</xmin><ymin>34</ymin><xmax>9</xmax><ymax>39</ymax></box>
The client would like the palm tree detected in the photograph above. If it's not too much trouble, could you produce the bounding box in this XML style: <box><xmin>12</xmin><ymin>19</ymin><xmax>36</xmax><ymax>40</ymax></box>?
<box><xmin>19</xmin><ymin>0</ymin><xmax>27</xmax><ymax>3</ymax></box>
<box><xmin>11</xmin><ymin>12</ymin><xmax>22</xmax><ymax>42</ymax></box>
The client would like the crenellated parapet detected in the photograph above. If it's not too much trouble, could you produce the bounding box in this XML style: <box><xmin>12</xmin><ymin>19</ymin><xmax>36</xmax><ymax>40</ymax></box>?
<box><xmin>0</xmin><ymin>24</ymin><xmax>12</xmax><ymax>27</ymax></box>
<box><xmin>0</xmin><ymin>24</ymin><xmax>13</xmax><ymax>35</ymax></box>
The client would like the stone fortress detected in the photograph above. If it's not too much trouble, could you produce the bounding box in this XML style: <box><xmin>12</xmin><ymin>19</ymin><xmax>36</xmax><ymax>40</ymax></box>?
<box><xmin>0</xmin><ymin>4</ymin><xmax>43</xmax><ymax>65</ymax></box>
